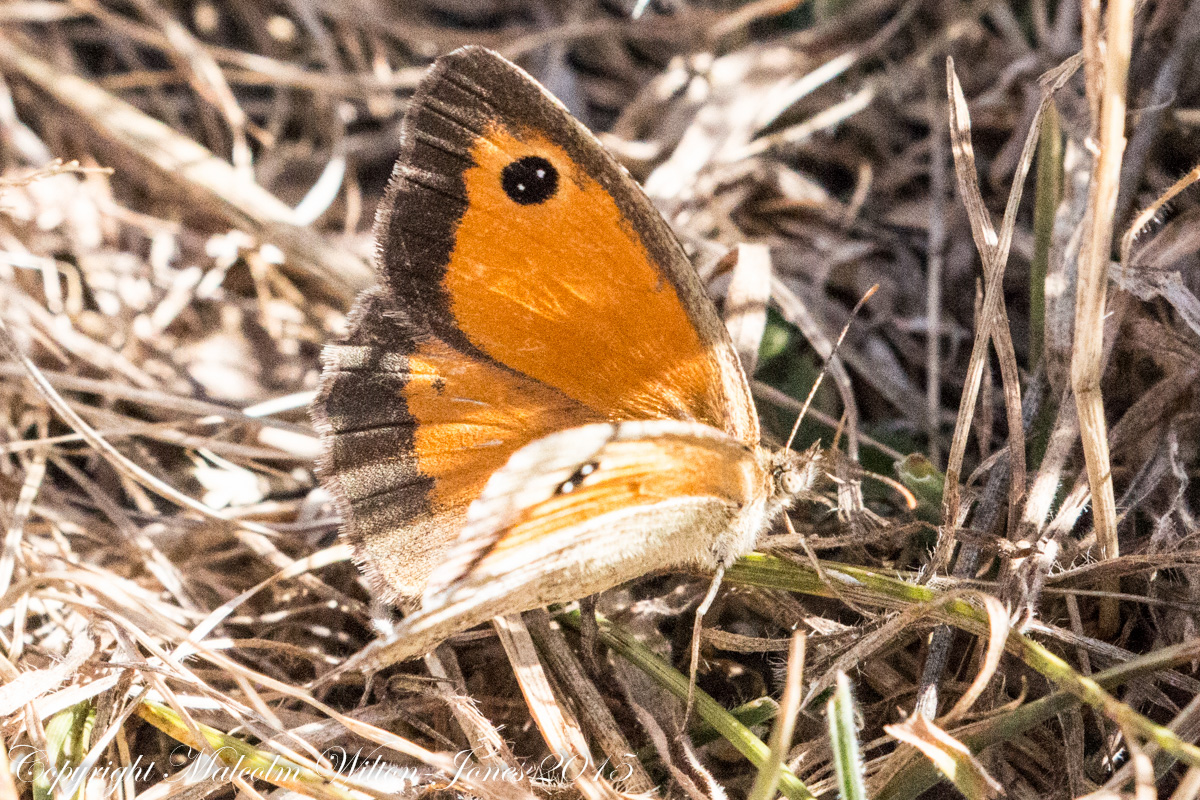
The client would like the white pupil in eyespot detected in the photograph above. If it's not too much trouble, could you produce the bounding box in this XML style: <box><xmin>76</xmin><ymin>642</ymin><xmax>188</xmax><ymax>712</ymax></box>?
<box><xmin>517</xmin><ymin>171</ymin><xmax>546</xmax><ymax>193</ymax></box>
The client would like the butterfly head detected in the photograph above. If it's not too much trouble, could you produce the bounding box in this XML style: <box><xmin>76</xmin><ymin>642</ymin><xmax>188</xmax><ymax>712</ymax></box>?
<box><xmin>768</xmin><ymin>443</ymin><xmax>822</xmax><ymax>506</ymax></box>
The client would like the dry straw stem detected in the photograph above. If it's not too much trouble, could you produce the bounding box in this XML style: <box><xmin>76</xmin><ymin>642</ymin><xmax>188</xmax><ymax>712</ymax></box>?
<box><xmin>0</xmin><ymin>33</ymin><xmax>370</xmax><ymax>301</ymax></box>
<box><xmin>934</xmin><ymin>56</ymin><xmax>1055</xmax><ymax>574</ymax></box>
<box><xmin>746</xmin><ymin>632</ymin><xmax>805</xmax><ymax>800</ymax></box>
<box><xmin>884</xmin><ymin>714</ymin><xmax>1002</xmax><ymax>800</ymax></box>
<box><xmin>491</xmin><ymin>614</ymin><xmax>616</xmax><ymax>800</ymax></box>
<box><xmin>935</xmin><ymin>49</ymin><xmax>1091</xmax><ymax>584</ymax></box>
<box><xmin>1074</xmin><ymin>0</ymin><xmax>1135</xmax><ymax>638</ymax></box>
<box><xmin>421</xmin><ymin>646</ymin><xmax>529</xmax><ymax>783</ymax></box>
<box><xmin>523</xmin><ymin>610</ymin><xmax>656</xmax><ymax>794</ymax></box>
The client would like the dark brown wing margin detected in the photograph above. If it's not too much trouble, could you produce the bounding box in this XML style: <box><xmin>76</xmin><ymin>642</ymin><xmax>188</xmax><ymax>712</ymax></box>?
<box><xmin>310</xmin><ymin>288</ymin><xmax>437</xmax><ymax>601</ymax></box>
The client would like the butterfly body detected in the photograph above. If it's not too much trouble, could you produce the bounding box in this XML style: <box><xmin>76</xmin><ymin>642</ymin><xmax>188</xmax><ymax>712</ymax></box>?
<box><xmin>312</xmin><ymin>47</ymin><xmax>818</xmax><ymax>664</ymax></box>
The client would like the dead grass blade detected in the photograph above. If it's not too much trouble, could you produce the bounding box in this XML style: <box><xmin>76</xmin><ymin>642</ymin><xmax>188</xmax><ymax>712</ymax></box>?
<box><xmin>1018</xmin><ymin>389</ymin><xmax>1079</xmax><ymax>538</ymax></box>
<box><xmin>884</xmin><ymin>715</ymin><xmax>1002</xmax><ymax>800</ymax></box>
<box><xmin>770</xmin><ymin>278</ymin><xmax>862</xmax><ymax>484</ymax></box>
<box><xmin>1043</xmin><ymin>137</ymin><xmax>1092</xmax><ymax>394</ymax></box>
<box><xmin>935</xmin><ymin>55</ymin><xmax>1077</xmax><ymax>574</ymax></box>
<box><xmin>723</xmin><ymin>243</ymin><xmax>773</xmax><ymax>376</ymax></box>
<box><xmin>1119</xmin><ymin>164</ymin><xmax>1200</xmax><ymax>272</ymax></box>
<box><xmin>492</xmin><ymin>613</ymin><xmax>619</xmax><ymax>800</ymax></box>
<box><xmin>170</xmin><ymin>542</ymin><xmax>356</xmax><ymax>663</ymax></box>
<box><xmin>1073</xmin><ymin>0</ymin><xmax>1136</xmax><ymax>638</ymax></box>
<box><xmin>0</xmin><ymin>419</ymin><xmax>45</xmax><ymax>596</ymax></box>
<box><xmin>422</xmin><ymin>645</ymin><xmax>528</xmax><ymax>780</ymax></box>
<box><xmin>0</xmin><ymin>745</ymin><xmax>17</xmax><ymax>800</ymax></box>
<box><xmin>1169</xmin><ymin>768</ymin><xmax>1200</xmax><ymax>800</ymax></box>
<box><xmin>0</xmin><ymin>634</ymin><xmax>93</xmax><ymax>717</ymax></box>
<box><xmin>925</xmin><ymin>63</ymin><xmax>948</xmax><ymax>464</ymax></box>
<box><xmin>123</xmin><ymin>0</ymin><xmax>252</xmax><ymax>174</ymax></box>
<box><xmin>746</xmin><ymin>633</ymin><xmax>805</xmax><ymax>800</ymax></box>
<box><xmin>524</xmin><ymin>609</ymin><xmax>656</xmax><ymax>795</ymax></box>
<box><xmin>939</xmin><ymin>593</ymin><xmax>1009</xmax><ymax>726</ymax></box>
<box><xmin>0</xmin><ymin>34</ymin><xmax>370</xmax><ymax>301</ymax></box>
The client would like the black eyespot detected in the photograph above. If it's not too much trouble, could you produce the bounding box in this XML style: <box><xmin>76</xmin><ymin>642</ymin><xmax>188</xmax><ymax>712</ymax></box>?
<box><xmin>501</xmin><ymin>156</ymin><xmax>558</xmax><ymax>205</ymax></box>
<box><xmin>556</xmin><ymin>461</ymin><xmax>599</xmax><ymax>496</ymax></box>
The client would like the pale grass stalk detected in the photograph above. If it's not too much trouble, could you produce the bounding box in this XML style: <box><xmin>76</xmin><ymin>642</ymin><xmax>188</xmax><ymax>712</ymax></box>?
<box><xmin>0</xmin><ymin>742</ymin><xmax>19</xmax><ymax>800</ymax></box>
<box><xmin>1074</xmin><ymin>0</ymin><xmax>1135</xmax><ymax>638</ymax></box>
<box><xmin>493</xmin><ymin>613</ymin><xmax>618</xmax><ymax>800</ymax></box>
<box><xmin>747</xmin><ymin>633</ymin><xmax>805</xmax><ymax>800</ymax></box>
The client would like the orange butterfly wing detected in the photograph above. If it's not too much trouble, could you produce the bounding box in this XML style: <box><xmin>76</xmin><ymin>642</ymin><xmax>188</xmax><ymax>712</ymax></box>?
<box><xmin>375</xmin><ymin>421</ymin><xmax>773</xmax><ymax>666</ymax></box>
<box><xmin>313</xmin><ymin>47</ymin><xmax>758</xmax><ymax>603</ymax></box>
<box><xmin>376</xmin><ymin>47</ymin><xmax>756</xmax><ymax>439</ymax></box>
<box><xmin>314</xmin><ymin>288</ymin><xmax>602</xmax><ymax>599</ymax></box>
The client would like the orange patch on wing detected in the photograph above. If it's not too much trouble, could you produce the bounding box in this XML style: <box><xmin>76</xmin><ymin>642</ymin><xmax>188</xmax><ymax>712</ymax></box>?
<box><xmin>402</xmin><ymin>338</ymin><xmax>600</xmax><ymax>512</ymax></box>
<box><xmin>443</xmin><ymin>125</ymin><xmax>731</xmax><ymax>427</ymax></box>
<box><xmin>487</xmin><ymin>435</ymin><xmax>762</xmax><ymax>558</ymax></box>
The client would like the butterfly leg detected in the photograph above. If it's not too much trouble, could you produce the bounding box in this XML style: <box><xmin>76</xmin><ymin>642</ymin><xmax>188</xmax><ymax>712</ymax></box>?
<box><xmin>684</xmin><ymin>564</ymin><xmax>725</xmax><ymax>727</ymax></box>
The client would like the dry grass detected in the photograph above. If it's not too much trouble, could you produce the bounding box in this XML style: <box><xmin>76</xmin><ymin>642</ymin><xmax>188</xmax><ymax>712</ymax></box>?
<box><xmin>1</xmin><ymin>2</ymin><xmax>1199</xmax><ymax>799</ymax></box>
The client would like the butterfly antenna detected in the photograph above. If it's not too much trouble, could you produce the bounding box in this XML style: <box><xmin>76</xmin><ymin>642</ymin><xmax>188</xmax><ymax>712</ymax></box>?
<box><xmin>684</xmin><ymin>565</ymin><xmax>725</xmax><ymax>727</ymax></box>
<box><xmin>784</xmin><ymin>284</ymin><xmax>879</xmax><ymax>452</ymax></box>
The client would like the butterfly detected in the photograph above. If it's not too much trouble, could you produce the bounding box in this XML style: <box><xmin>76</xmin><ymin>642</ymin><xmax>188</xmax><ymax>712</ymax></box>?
<box><xmin>311</xmin><ymin>46</ymin><xmax>821</xmax><ymax>669</ymax></box>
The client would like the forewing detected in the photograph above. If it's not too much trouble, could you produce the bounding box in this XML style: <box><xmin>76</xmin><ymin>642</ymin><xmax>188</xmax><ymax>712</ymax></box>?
<box><xmin>376</xmin><ymin>46</ymin><xmax>757</xmax><ymax>442</ymax></box>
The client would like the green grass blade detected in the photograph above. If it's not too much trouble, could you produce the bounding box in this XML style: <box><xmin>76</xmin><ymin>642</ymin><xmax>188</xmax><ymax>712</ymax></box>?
<box><xmin>726</xmin><ymin>554</ymin><xmax>1200</xmax><ymax>793</ymax></box>
<box><xmin>1029</xmin><ymin>101</ymin><xmax>1062</xmax><ymax>369</ymax></box>
<box><xmin>34</xmin><ymin>703</ymin><xmax>92</xmax><ymax>800</ymax></box>
<box><xmin>827</xmin><ymin>673</ymin><xmax>867</xmax><ymax>800</ymax></box>
<box><xmin>558</xmin><ymin>609</ymin><xmax>816</xmax><ymax>800</ymax></box>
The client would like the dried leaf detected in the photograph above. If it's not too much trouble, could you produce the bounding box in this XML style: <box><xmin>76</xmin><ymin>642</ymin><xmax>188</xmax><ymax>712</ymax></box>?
<box><xmin>885</xmin><ymin>714</ymin><xmax>1003</xmax><ymax>800</ymax></box>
